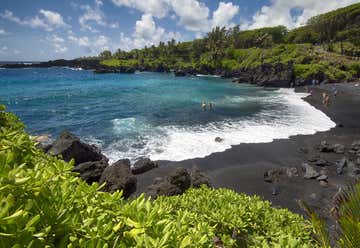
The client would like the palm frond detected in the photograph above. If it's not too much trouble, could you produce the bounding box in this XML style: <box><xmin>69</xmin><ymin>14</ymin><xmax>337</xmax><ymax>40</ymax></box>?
<box><xmin>299</xmin><ymin>200</ymin><xmax>331</xmax><ymax>248</ymax></box>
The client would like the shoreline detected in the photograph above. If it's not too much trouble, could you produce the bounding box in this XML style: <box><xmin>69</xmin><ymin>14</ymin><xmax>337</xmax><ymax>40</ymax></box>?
<box><xmin>135</xmin><ymin>82</ymin><xmax>360</xmax><ymax>220</ymax></box>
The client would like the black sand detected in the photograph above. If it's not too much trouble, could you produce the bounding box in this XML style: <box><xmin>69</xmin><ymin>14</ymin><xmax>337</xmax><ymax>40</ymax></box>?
<box><xmin>136</xmin><ymin>82</ymin><xmax>360</xmax><ymax>220</ymax></box>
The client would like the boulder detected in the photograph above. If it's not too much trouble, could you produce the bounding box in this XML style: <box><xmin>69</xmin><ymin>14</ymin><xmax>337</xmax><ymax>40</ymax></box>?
<box><xmin>264</xmin><ymin>169</ymin><xmax>283</xmax><ymax>183</ymax></box>
<box><xmin>33</xmin><ymin>134</ymin><xmax>53</xmax><ymax>152</ymax></box>
<box><xmin>356</xmin><ymin>157</ymin><xmax>360</xmax><ymax>165</ymax></box>
<box><xmin>297</xmin><ymin>147</ymin><xmax>309</xmax><ymax>154</ymax></box>
<box><xmin>318</xmin><ymin>141</ymin><xmax>334</xmax><ymax>152</ymax></box>
<box><xmin>215</xmin><ymin>137</ymin><xmax>224</xmax><ymax>143</ymax></box>
<box><xmin>336</xmin><ymin>157</ymin><xmax>347</xmax><ymax>175</ymax></box>
<box><xmin>190</xmin><ymin>167</ymin><xmax>211</xmax><ymax>187</ymax></box>
<box><xmin>146</xmin><ymin>181</ymin><xmax>182</xmax><ymax>198</ymax></box>
<box><xmin>347</xmin><ymin>161</ymin><xmax>360</xmax><ymax>179</ymax></box>
<box><xmin>316</xmin><ymin>175</ymin><xmax>328</xmax><ymax>181</ymax></box>
<box><xmin>319</xmin><ymin>180</ymin><xmax>328</xmax><ymax>187</ymax></box>
<box><xmin>286</xmin><ymin>167</ymin><xmax>299</xmax><ymax>178</ymax></box>
<box><xmin>302</xmin><ymin>163</ymin><xmax>320</xmax><ymax>179</ymax></box>
<box><xmin>131</xmin><ymin>158</ymin><xmax>158</xmax><ymax>175</ymax></box>
<box><xmin>48</xmin><ymin>131</ymin><xmax>104</xmax><ymax>165</ymax></box>
<box><xmin>351</xmin><ymin>140</ymin><xmax>360</xmax><ymax>151</ymax></box>
<box><xmin>168</xmin><ymin>167</ymin><xmax>191</xmax><ymax>191</ymax></box>
<box><xmin>145</xmin><ymin>167</ymin><xmax>211</xmax><ymax>198</ymax></box>
<box><xmin>333</xmin><ymin>144</ymin><xmax>345</xmax><ymax>154</ymax></box>
<box><xmin>73</xmin><ymin>159</ymin><xmax>108</xmax><ymax>184</ymax></box>
<box><xmin>99</xmin><ymin>159</ymin><xmax>137</xmax><ymax>197</ymax></box>
<box><xmin>314</xmin><ymin>158</ymin><xmax>332</xmax><ymax>167</ymax></box>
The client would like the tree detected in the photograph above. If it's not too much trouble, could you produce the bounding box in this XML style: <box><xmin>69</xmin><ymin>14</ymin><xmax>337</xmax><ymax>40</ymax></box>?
<box><xmin>98</xmin><ymin>50</ymin><xmax>112</xmax><ymax>60</ymax></box>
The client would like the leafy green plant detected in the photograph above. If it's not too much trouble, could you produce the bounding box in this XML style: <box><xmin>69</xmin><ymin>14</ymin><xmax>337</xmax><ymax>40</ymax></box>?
<box><xmin>0</xmin><ymin>109</ymin><xmax>316</xmax><ymax>247</ymax></box>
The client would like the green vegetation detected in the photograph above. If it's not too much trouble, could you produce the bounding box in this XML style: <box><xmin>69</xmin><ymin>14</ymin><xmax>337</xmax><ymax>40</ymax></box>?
<box><xmin>0</xmin><ymin>106</ymin><xmax>315</xmax><ymax>247</ymax></box>
<box><xmin>97</xmin><ymin>3</ymin><xmax>360</xmax><ymax>82</ymax></box>
<box><xmin>100</xmin><ymin>59</ymin><xmax>138</xmax><ymax>67</ymax></box>
<box><xmin>301</xmin><ymin>182</ymin><xmax>360</xmax><ymax>248</ymax></box>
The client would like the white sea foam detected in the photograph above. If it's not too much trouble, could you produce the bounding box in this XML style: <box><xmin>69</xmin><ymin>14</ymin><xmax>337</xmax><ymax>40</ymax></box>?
<box><xmin>103</xmin><ymin>88</ymin><xmax>336</xmax><ymax>163</ymax></box>
<box><xmin>196</xmin><ymin>74</ymin><xmax>221</xmax><ymax>78</ymax></box>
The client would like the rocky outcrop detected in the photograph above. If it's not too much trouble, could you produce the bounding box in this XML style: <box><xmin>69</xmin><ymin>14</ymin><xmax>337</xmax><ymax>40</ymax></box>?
<box><xmin>47</xmin><ymin>131</ymin><xmax>104</xmax><ymax>165</ymax></box>
<box><xmin>145</xmin><ymin>167</ymin><xmax>211</xmax><ymax>198</ymax></box>
<box><xmin>1</xmin><ymin>59</ymin><xmax>101</xmax><ymax>70</ymax></box>
<box><xmin>263</xmin><ymin>167</ymin><xmax>299</xmax><ymax>183</ymax></box>
<box><xmin>174</xmin><ymin>70</ymin><xmax>187</xmax><ymax>77</ymax></box>
<box><xmin>73</xmin><ymin>159</ymin><xmax>108</xmax><ymax>184</ymax></box>
<box><xmin>318</xmin><ymin>141</ymin><xmax>345</xmax><ymax>154</ymax></box>
<box><xmin>190</xmin><ymin>167</ymin><xmax>211</xmax><ymax>187</ymax></box>
<box><xmin>33</xmin><ymin>134</ymin><xmax>53</xmax><ymax>152</ymax></box>
<box><xmin>231</xmin><ymin>62</ymin><xmax>294</xmax><ymax>87</ymax></box>
<box><xmin>99</xmin><ymin>159</ymin><xmax>137</xmax><ymax>197</ymax></box>
<box><xmin>302</xmin><ymin>163</ymin><xmax>320</xmax><ymax>179</ymax></box>
<box><xmin>93</xmin><ymin>66</ymin><xmax>135</xmax><ymax>74</ymax></box>
<box><xmin>131</xmin><ymin>158</ymin><xmax>158</xmax><ymax>175</ymax></box>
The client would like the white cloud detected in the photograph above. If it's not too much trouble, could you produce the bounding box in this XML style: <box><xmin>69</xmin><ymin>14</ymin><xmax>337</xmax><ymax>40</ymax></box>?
<box><xmin>111</xmin><ymin>0</ymin><xmax>170</xmax><ymax>18</ymax></box>
<box><xmin>0</xmin><ymin>29</ymin><xmax>6</xmax><ymax>35</ymax></box>
<box><xmin>68</xmin><ymin>34</ymin><xmax>113</xmax><ymax>54</ymax></box>
<box><xmin>13</xmin><ymin>49</ymin><xmax>20</xmax><ymax>55</ymax></box>
<box><xmin>43</xmin><ymin>34</ymin><xmax>68</xmax><ymax>53</ymax></box>
<box><xmin>94</xmin><ymin>35</ymin><xmax>111</xmax><ymax>51</ymax></box>
<box><xmin>242</xmin><ymin>0</ymin><xmax>359</xmax><ymax>30</ymax></box>
<box><xmin>69</xmin><ymin>35</ymin><xmax>90</xmax><ymax>47</ymax></box>
<box><xmin>0</xmin><ymin>10</ymin><xmax>22</xmax><ymax>24</ymax></box>
<box><xmin>110</xmin><ymin>0</ymin><xmax>239</xmax><ymax>33</ymax></box>
<box><xmin>46</xmin><ymin>34</ymin><xmax>65</xmax><ymax>43</ymax></box>
<box><xmin>79</xmin><ymin>0</ymin><xmax>119</xmax><ymax>32</ymax></box>
<box><xmin>212</xmin><ymin>2</ymin><xmax>239</xmax><ymax>28</ymax></box>
<box><xmin>54</xmin><ymin>43</ymin><xmax>68</xmax><ymax>53</ymax></box>
<box><xmin>0</xmin><ymin>46</ymin><xmax>8</xmax><ymax>54</ymax></box>
<box><xmin>0</xmin><ymin>9</ymin><xmax>68</xmax><ymax>31</ymax></box>
<box><xmin>170</xmin><ymin>0</ymin><xmax>210</xmax><ymax>32</ymax></box>
<box><xmin>119</xmin><ymin>13</ymin><xmax>182</xmax><ymax>50</ymax></box>
<box><xmin>39</xmin><ymin>9</ymin><xmax>67</xmax><ymax>28</ymax></box>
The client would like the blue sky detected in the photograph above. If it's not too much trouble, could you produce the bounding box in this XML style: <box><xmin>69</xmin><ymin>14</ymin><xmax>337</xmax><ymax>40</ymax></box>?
<box><xmin>0</xmin><ymin>0</ymin><xmax>358</xmax><ymax>61</ymax></box>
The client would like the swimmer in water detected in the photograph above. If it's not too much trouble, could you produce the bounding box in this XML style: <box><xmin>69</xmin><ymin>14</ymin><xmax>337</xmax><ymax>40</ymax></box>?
<box><xmin>201</xmin><ymin>101</ymin><xmax>207</xmax><ymax>111</ymax></box>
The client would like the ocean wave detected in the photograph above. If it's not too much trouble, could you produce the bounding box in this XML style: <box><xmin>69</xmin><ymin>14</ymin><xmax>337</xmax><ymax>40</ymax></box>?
<box><xmin>102</xmin><ymin>88</ymin><xmax>335</xmax><ymax>163</ymax></box>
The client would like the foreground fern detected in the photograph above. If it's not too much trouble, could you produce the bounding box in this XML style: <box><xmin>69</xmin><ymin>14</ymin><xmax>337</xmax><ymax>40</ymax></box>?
<box><xmin>0</xmin><ymin>106</ymin><xmax>315</xmax><ymax>247</ymax></box>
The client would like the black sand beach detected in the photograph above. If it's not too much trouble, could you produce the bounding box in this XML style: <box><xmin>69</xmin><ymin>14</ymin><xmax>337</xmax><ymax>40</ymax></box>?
<box><xmin>136</xmin><ymin>82</ymin><xmax>360</xmax><ymax>222</ymax></box>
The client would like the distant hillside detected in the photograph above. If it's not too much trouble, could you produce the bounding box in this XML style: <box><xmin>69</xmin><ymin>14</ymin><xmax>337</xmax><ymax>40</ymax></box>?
<box><xmin>95</xmin><ymin>3</ymin><xmax>360</xmax><ymax>85</ymax></box>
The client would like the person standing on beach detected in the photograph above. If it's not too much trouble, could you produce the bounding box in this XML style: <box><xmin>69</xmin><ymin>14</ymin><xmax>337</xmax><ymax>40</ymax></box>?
<box><xmin>324</xmin><ymin>94</ymin><xmax>330</xmax><ymax>107</ymax></box>
<box><xmin>322</xmin><ymin>92</ymin><xmax>327</xmax><ymax>105</ymax></box>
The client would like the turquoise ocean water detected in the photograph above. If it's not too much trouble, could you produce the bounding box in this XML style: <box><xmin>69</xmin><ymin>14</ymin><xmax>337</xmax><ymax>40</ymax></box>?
<box><xmin>0</xmin><ymin>68</ymin><xmax>335</xmax><ymax>162</ymax></box>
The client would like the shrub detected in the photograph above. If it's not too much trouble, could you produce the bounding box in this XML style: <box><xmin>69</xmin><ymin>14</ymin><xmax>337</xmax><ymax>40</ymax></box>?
<box><xmin>0</xmin><ymin>109</ymin><xmax>315</xmax><ymax>247</ymax></box>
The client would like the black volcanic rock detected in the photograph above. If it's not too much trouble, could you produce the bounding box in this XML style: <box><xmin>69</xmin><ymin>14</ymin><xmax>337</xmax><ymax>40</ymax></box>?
<box><xmin>73</xmin><ymin>159</ymin><xmax>108</xmax><ymax>184</ymax></box>
<box><xmin>231</xmin><ymin>62</ymin><xmax>294</xmax><ymax>87</ymax></box>
<box><xmin>145</xmin><ymin>167</ymin><xmax>211</xmax><ymax>198</ymax></box>
<box><xmin>131</xmin><ymin>158</ymin><xmax>158</xmax><ymax>175</ymax></box>
<box><xmin>47</xmin><ymin>131</ymin><xmax>104</xmax><ymax>165</ymax></box>
<box><xmin>174</xmin><ymin>70</ymin><xmax>186</xmax><ymax>76</ymax></box>
<box><xmin>99</xmin><ymin>159</ymin><xmax>137</xmax><ymax>197</ymax></box>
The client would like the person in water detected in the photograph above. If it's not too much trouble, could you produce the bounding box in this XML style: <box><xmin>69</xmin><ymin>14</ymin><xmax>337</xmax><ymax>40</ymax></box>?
<box><xmin>201</xmin><ymin>102</ymin><xmax>207</xmax><ymax>111</ymax></box>
<box><xmin>208</xmin><ymin>102</ymin><xmax>213</xmax><ymax>110</ymax></box>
